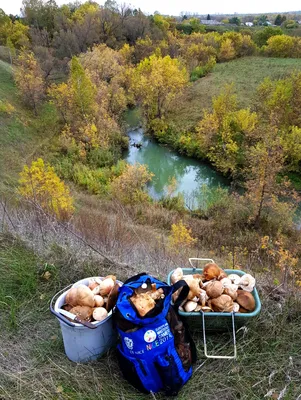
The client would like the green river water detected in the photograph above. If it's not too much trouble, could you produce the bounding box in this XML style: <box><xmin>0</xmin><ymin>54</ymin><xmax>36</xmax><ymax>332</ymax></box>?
<box><xmin>124</xmin><ymin>128</ymin><xmax>229</xmax><ymax>208</ymax></box>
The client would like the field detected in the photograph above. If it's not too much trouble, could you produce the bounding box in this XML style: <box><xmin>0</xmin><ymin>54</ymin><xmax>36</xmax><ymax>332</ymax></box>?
<box><xmin>1</xmin><ymin>58</ymin><xmax>301</xmax><ymax>400</ymax></box>
<box><xmin>168</xmin><ymin>57</ymin><xmax>301</xmax><ymax>132</ymax></box>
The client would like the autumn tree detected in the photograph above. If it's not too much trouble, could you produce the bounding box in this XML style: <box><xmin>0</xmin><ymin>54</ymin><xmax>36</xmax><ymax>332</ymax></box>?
<box><xmin>168</xmin><ymin>220</ymin><xmax>197</xmax><ymax>252</ymax></box>
<box><xmin>244</xmin><ymin>127</ymin><xmax>298</xmax><ymax>228</ymax></box>
<box><xmin>48</xmin><ymin>56</ymin><xmax>126</xmax><ymax>162</ymax></box>
<box><xmin>196</xmin><ymin>85</ymin><xmax>258</xmax><ymax>175</ymax></box>
<box><xmin>14</xmin><ymin>48</ymin><xmax>44</xmax><ymax>114</ymax></box>
<box><xmin>19</xmin><ymin>158</ymin><xmax>74</xmax><ymax>220</ymax></box>
<box><xmin>130</xmin><ymin>54</ymin><xmax>188</xmax><ymax>129</ymax></box>
<box><xmin>110</xmin><ymin>163</ymin><xmax>154</xmax><ymax>204</ymax></box>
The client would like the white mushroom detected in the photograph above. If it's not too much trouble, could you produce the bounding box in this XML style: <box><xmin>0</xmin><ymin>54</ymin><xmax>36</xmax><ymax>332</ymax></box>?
<box><xmin>233</xmin><ymin>302</ymin><xmax>240</xmax><ymax>313</ymax></box>
<box><xmin>227</xmin><ymin>274</ymin><xmax>241</xmax><ymax>285</ymax></box>
<box><xmin>239</xmin><ymin>274</ymin><xmax>256</xmax><ymax>292</ymax></box>
<box><xmin>184</xmin><ymin>301</ymin><xmax>198</xmax><ymax>312</ymax></box>
<box><xmin>220</xmin><ymin>278</ymin><xmax>232</xmax><ymax>288</ymax></box>
<box><xmin>171</xmin><ymin>267</ymin><xmax>184</xmax><ymax>284</ymax></box>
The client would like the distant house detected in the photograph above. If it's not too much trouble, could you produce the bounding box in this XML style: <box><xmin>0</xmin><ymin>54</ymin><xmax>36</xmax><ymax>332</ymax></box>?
<box><xmin>200</xmin><ymin>19</ymin><xmax>223</xmax><ymax>25</ymax></box>
<box><xmin>245</xmin><ymin>22</ymin><xmax>253</xmax><ymax>27</ymax></box>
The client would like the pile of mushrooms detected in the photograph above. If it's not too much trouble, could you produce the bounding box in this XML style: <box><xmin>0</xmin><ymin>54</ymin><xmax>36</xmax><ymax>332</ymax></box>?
<box><xmin>62</xmin><ymin>275</ymin><xmax>121</xmax><ymax>322</ymax></box>
<box><xmin>130</xmin><ymin>282</ymin><xmax>165</xmax><ymax>317</ymax></box>
<box><xmin>171</xmin><ymin>263</ymin><xmax>256</xmax><ymax>313</ymax></box>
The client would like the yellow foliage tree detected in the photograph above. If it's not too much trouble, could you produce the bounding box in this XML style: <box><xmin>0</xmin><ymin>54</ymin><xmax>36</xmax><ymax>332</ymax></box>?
<box><xmin>19</xmin><ymin>158</ymin><xmax>74</xmax><ymax>220</ymax></box>
<box><xmin>218</xmin><ymin>38</ymin><xmax>236</xmax><ymax>61</ymax></box>
<box><xmin>110</xmin><ymin>163</ymin><xmax>154</xmax><ymax>204</ymax></box>
<box><xmin>168</xmin><ymin>220</ymin><xmax>197</xmax><ymax>251</ymax></box>
<box><xmin>196</xmin><ymin>85</ymin><xmax>258</xmax><ymax>174</ymax></box>
<box><xmin>130</xmin><ymin>54</ymin><xmax>188</xmax><ymax>127</ymax></box>
<box><xmin>14</xmin><ymin>48</ymin><xmax>44</xmax><ymax>114</ymax></box>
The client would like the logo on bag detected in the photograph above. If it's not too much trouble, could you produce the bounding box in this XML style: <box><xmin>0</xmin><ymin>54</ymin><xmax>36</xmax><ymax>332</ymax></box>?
<box><xmin>144</xmin><ymin>330</ymin><xmax>157</xmax><ymax>343</ymax></box>
<box><xmin>124</xmin><ymin>337</ymin><xmax>134</xmax><ymax>350</ymax></box>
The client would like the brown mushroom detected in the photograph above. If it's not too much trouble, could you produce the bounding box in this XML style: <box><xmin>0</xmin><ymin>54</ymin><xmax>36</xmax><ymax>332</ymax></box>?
<box><xmin>223</xmin><ymin>286</ymin><xmax>238</xmax><ymax>301</ymax></box>
<box><xmin>209</xmin><ymin>294</ymin><xmax>234</xmax><ymax>312</ymax></box>
<box><xmin>205</xmin><ymin>281</ymin><xmax>223</xmax><ymax>299</ymax></box>
<box><xmin>70</xmin><ymin>305</ymin><xmax>93</xmax><ymax>321</ymax></box>
<box><xmin>66</xmin><ymin>285</ymin><xmax>94</xmax><ymax>307</ymax></box>
<box><xmin>236</xmin><ymin>290</ymin><xmax>255</xmax><ymax>312</ymax></box>
<box><xmin>130</xmin><ymin>292</ymin><xmax>156</xmax><ymax>317</ymax></box>
<box><xmin>203</xmin><ymin>263</ymin><xmax>227</xmax><ymax>281</ymax></box>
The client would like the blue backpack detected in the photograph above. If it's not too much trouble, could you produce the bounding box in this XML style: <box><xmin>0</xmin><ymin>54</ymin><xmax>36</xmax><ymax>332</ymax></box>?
<box><xmin>113</xmin><ymin>273</ymin><xmax>196</xmax><ymax>396</ymax></box>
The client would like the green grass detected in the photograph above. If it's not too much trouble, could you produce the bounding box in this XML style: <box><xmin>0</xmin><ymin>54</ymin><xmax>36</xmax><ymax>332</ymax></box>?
<box><xmin>168</xmin><ymin>56</ymin><xmax>301</xmax><ymax>132</ymax></box>
<box><xmin>0</xmin><ymin>60</ymin><xmax>60</xmax><ymax>196</ymax></box>
<box><xmin>0</xmin><ymin>234</ymin><xmax>300</xmax><ymax>399</ymax></box>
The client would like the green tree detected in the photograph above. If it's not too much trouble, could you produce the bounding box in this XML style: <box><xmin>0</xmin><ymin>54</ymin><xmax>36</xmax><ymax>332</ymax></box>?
<box><xmin>254</xmin><ymin>26</ymin><xmax>283</xmax><ymax>47</ymax></box>
<box><xmin>206</xmin><ymin>14</ymin><xmax>211</xmax><ymax>21</ymax></box>
<box><xmin>229</xmin><ymin>16</ymin><xmax>241</xmax><ymax>25</ymax></box>
<box><xmin>274</xmin><ymin>14</ymin><xmax>286</xmax><ymax>26</ymax></box>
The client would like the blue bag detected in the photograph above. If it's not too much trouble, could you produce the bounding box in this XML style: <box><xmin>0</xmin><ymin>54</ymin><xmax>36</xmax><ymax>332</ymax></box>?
<box><xmin>114</xmin><ymin>273</ymin><xmax>196</xmax><ymax>396</ymax></box>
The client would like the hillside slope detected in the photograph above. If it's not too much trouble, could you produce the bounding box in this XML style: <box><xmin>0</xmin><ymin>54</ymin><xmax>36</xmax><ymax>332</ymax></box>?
<box><xmin>168</xmin><ymin>56</ymin><xmax>301</xmax><ymax>132</ymax></box>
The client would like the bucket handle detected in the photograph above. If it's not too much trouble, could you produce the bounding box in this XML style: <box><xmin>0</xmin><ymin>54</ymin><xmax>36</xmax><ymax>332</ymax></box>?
<box><xmin>50</xmin><ymin>284</ymin><xmax>76</xmax><ymax>328</ymax></box>
<box><xmin>201</xmin><ymin>311</ymin><xmax>237</xmax><ymax>360</ymax></box>
<box><xmin>188</xmin><ymin>258</ymin><xmax>215</xmax><ymax>272</ymax></box>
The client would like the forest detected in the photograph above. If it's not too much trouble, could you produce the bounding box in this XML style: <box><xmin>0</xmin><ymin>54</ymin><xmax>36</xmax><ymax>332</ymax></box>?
<box><xmin>1</xmin><ymin>1</ymin><xmax>301</xmax><ymax>399</ymax></box>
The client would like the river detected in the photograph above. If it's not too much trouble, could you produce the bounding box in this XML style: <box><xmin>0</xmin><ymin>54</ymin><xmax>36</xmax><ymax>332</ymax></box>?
<box><xmin>124</xmin><ymin>128</ymin><xmax>229</xmax><ymax>209</ymax></box>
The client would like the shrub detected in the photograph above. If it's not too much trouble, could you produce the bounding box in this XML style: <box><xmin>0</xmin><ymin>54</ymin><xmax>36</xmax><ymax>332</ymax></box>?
<box><xmin>110</xmin><ymin>163</ymin><xmax>154</xmax><ymax>204</ymax></box>
<box><xmin>19</xmin><ymin>158</ymin><xmax>74</xmax><ymax>220</ymax></box>
<box><xmin>168</xmin><ymin>220</ymin><xmax>197</xmax><ymax>251</ymax></box>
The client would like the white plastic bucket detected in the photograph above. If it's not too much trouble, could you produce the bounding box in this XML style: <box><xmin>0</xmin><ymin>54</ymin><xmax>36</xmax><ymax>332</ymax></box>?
<box><xmin>50</xmin><ymin>277</ymin><xmax>121</xmax><ymax>363</ymax></box>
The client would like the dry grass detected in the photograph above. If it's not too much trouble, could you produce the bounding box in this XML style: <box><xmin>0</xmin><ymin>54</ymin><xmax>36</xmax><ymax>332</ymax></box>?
<box><xmin>1</xmin><ymin>202</ymin><xmax>301</xmax><ymax>400</ymax></box>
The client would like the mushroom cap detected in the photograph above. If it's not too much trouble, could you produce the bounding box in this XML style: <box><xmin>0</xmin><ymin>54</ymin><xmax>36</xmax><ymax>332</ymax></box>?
<box><xmin>184</xmin><ymin>300</ymin><xmax>198</xmax><ymax>312</ymax></box>
<box><xmin>223</xmin><ymin>286</ymin><xmax>238</xmax><ymax>300</ymax></box>
<box><xmin>94</xmin><ymin>295</ymin><xmax>104</xmax><ymax>307</ymax></box>
<box><xmin>70</xmin><ymin>305</ymin><xmax>93</xmax><ymax>321</ymax></box>
<box><xmin>203</xmin><ymin>263</ymin><xmax>223</xmax><ymax>280</ymax></box>
<box><xmin>236</xmin><ymin>290</ymin><xmax>256</xmax><ymax>311</ymax></box>
<box><xmin>205</xmin><ymin>281</ymin><xmax>223</xmax><ymax>299</ymax></box>
<box><xmin>93</xmin><ymin>307</ymin><xmax>108</xmax><ymax>321</ymax></box>
<box><xmin>130</xmin><ymin>292</ymin><xmax>156</xmax><ymax>317</ymax></box>
<box><xmin>210</xmin><ymin>294</ymin><xmax>234</xmax><ymax>312</ymax></box>
<box><xmin>66</xmin><ymin>285</ymin><xmax>94</xmax><ymax>307</ymax></box>
<box><xmin>99</xmin><ymin>278</ymin><xmax>115</xmax><ymax>296</ymax></box>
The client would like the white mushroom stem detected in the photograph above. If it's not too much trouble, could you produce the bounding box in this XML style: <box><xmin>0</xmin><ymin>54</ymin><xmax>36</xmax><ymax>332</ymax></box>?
<box><xmin>233</xmin><ymin>302</ymin><xmax>240</xmax><ymax>313</ymax></box>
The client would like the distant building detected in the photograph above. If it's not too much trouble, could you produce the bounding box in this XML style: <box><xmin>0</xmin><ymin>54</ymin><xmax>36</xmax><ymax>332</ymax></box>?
<box><xmin>200</xmin><ymin>19</ymin><xmax>223</xmax><ymax>25</ymax></box>
<box><xmin>245</xmin><ymin>22</ymin><xmax>253</xmax><ymax>27</ymax></box>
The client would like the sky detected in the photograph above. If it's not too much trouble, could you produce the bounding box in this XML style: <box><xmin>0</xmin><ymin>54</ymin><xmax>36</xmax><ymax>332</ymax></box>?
<box><xmin>0</xmin><ymin>0</ymin><xmax>301</xmax><ymax>17</ymax></box>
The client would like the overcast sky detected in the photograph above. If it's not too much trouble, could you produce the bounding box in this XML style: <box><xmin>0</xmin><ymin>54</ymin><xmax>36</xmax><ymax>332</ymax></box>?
<box><xmin>1</xmin><ymin>0</ymin><xmax>300</xmax><ymax>17</ymax></box>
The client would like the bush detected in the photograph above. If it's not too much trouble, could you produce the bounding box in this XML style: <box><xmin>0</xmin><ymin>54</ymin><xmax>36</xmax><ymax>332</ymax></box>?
<box><xmin>264</xmin><ymin>35</ymin><xmax>299</xmax><ymax>57</ymax></box>
<box><xmin>253</xmin><ymin>26</ymin><xmax>283</xmax><ymax>47</ymax></box>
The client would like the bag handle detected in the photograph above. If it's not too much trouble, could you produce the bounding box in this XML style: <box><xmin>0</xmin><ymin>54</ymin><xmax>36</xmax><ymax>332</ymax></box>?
<box><xmin>172</xmin><ymin>280</ymin><xmax>189</xmax><ymax>313</ymax></box>
<box><xmin>123</xmin><ymin>272</ymin><xmax>148</xmax><ymax>284</ymax></box>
